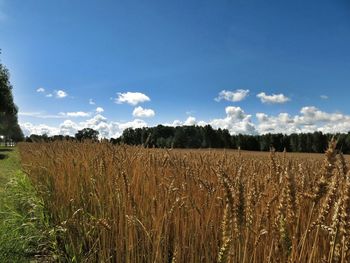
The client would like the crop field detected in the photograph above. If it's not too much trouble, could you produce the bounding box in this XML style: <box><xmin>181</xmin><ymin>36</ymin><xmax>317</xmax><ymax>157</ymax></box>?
<box><xmin>18</xmin><ymin>140</ymin><xmax>350</xmax><ymax>262</ymax></box>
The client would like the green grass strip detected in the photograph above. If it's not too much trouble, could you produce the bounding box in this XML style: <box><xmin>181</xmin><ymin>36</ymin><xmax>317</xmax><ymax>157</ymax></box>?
<box><xmin>0</xmin><ymin>147</ymin><xmax>57</xmax><ymax>262</ymax></box>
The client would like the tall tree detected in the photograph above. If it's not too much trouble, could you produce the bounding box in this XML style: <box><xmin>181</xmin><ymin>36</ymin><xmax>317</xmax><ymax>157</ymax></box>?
<box><xmin>0</xmin><ymin>57</ymin><xmax>24</xmax><ymax>142</ymax></box>
<box><xmin>75</xmin><ymin>128</ymin><xmax>99</xmax><ymax>141</ymax></box>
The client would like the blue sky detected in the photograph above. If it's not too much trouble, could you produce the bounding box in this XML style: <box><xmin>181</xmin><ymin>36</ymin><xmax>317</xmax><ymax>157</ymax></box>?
<box><xmin>1</xmin><ymin>0</ymin><xmax>350</xmax><ymax>137</ymax></box>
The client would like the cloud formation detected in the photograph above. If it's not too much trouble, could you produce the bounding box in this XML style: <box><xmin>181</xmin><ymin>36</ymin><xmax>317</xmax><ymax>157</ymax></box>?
<box><xmin>55</xmin><ymin>90</ymin><xmax>68</xmax><ymax>98</ymax></box>
<box><xmin>210</xmin><ymin>106</ymin><xmax>256</xmax><ymax>134</ymax></box>
<box><xmin>115</xmin><ymin>92</ymin><xmax>150</xmax><ymax>105</ymax></box>
<box><xmin>256</xmin><ymin>106</ymin><xmax>350</xmax><ymax>134</ymax></box>
<box><xmin>96</xmin><ymin>107</ymin><xmax>104</xmax><ymax>113</ymax></box>
<box><xmin>36</xmin><ymin>87</ymin><xmax>45</xmax><ymax>93</ymax></box>
<box><xmin>21</xmin><ymin>114</ymin><xmax>147</xmax><ymax>138</ymax></box>
<box><xmin>257</xmin><ymin>92</ymin><xmax>290</xmax><ymax>104</ymax></box>
<box><xmin>19</xmin><ymin>111</ymin><xmax>91</xmax><ymax>119</ymax></box>
<box><xmin>63</xmin><ymin>111</ymin><xmax>90</xmax><ymax>117</ymax></box>
<box><xmin>20</xmin><ymin>106</ymin><xmax>350</xmax><ymax>139</ymax></box>
<box><xmin>164</xmin><ymin>107</ymin><xmax>256</xmax><ymax>134</ymax></box>
<box><xmin>215</xmin><ymin>89</ymin><xmax>249</xmax><ymax>102</ymax></box>
<box><xmin>132</xmin><ymin>106</ymin><xmax>155</xmax><ymax>118</ymax></box>
<box><xmin>89</xmin><ymin>98</ymin><xmax>96</xmax><ymax>105</ymax></box>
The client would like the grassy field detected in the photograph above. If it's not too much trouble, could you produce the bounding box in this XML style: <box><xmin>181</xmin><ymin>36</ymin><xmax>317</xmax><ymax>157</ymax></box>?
<box><xmin>17</xmin><ymin>140</ymin><xmax>350</xmax><ymax>262</ymax></box>
<box><xmin>0</xmin><ymin>147</ymin><xmax>55</xmax><ymax>262</ymax></box>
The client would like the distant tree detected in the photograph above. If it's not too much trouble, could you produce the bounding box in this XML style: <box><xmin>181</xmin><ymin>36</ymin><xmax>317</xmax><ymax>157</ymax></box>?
<box><xmin>109</xmin><ymin>124</ymin><xmax>350</xmax><ymax>153</ymax></box>
<box><xmin>290</xmin><ymin>133</ymin><xmax>299</xmax><ymax>152</ymax></box>
<box><xmin>312</xmin><ymin>132</ymin><xmax>327</xmax><ymax>153</ymax></box>
<box><xmin>75</xmin><ymin>128</ymin><xmax>99</xmax><ymax>141</ymax></box>
<box><xmin>173</xmin><ymin>127</ymin><xmax>186</xmax><ymax>148</ymax></box>
<box><xmin>0</xmin><ymin>58</ymin><xmax>24</xmax><ymax>141</ymax></box>
<box><xmin>121</xmin><ymin>128</ymin><xmax>137</xmax><ymax>145</ymax></box>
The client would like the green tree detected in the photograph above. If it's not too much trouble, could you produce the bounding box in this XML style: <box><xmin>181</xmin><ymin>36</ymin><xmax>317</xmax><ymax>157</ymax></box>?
<box><xmin>0</xmin><ymin>60</ymin><xmax>24</xmax><ymax>141</ymax></box>
<box><xmin>75</xmin><ymin>128</ymin><xmax>99</xmax><ymax>141</ymax></box>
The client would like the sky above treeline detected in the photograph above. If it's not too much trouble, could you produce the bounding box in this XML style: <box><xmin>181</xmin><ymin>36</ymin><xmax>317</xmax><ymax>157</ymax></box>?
<box><xmin>1</xmin><ymin>0</ymin><xmax>350</xmax><ymax>138</ymax></box>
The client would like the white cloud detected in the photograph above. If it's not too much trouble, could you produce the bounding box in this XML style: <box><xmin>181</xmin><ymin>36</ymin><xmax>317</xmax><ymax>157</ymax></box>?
<box><xmin>89</xmin><ymin>99</ymin><xmax>96</xmax><ymax>105</ymax></box>
<box><xmin>257</xmin><ymin>92</ymin><xmax>290</xmax><ymax>104</ymax></box>
<box><xmin>55</xmin><ymin>90</ymin><xmax>68</xmax><ymax>99</ymax></box>
<box><xmin>118</xmin><ymin>119</ymin><xmax>147</xmax><ymax>130</ymax></box>
<box><xmin>19</xmin><ymin>111</ymin><xmax>90</xmax><ymax>119</ymax></box>
<box><xmin>215</xmin><ymin>89</ymin><xmax>249</xmax><ymax>102</ymax></box>
<box><xmin>19</xmin><ymin>112</ymin><xmax>64</xmax><ymax>119</ymax></box>
<box><xmin>20</xmin><ymin>105</ymin><xmax>350</xmax><ymax>139</ymax></box>
<box><xmin>115</xmin><ymin>92</ymin><xmax>150</xmax><ymax>105</ymax></box>
<box><xmin>96</xmin><ymin>107</ymin><xmax>104</xmax><ymax>113</ymax></box>
<box><xmin>210</xmin><ymin>106</ymin><xmax>256</xmax><ymax>134</ymax></box>
<box><xmin>164</xmin><ymin>120</ymin><xmax>183</xmax><ymax>127</ymax></box>
<box><xmin>20</xmin><ymin>122</ymin><xmax>59</xmax><ymax>137</ymax></box>
<box><xmin>165</xmin><ymin>106</ymin><xmax>256</xmax><ymax>135</ymax></box>
<box><xmin>65</xmin><ymin>111</ymin><xmax>90</xmax><ymax>117</ymax></box>
<box><xmin>256</xmin><ymin>106</ymin><xmax>350</xmax><ymax>134</ymax></box>
<box><xmin>184</xmin><ymin>116</ymin><xmax>197</xmax><ymax>125</ymax></box>
<box><xmin>36</xmin><ymin>87</ymin><xmax>45</xmax><ymax>93</ymax></box>
<box><xmin>46</xmin><ymin>94</ymin><xmax>53</xmax><ymax>98</ymax></box>
<box><xmin>20</xmin><ymin>114</ymin><xmax>148</xmax><ymax>139</ymax></box>
<box><xmin>132</xmin><ymin>106</ymin><xmax>155</xmax><ymax>118</ymax></box>
<box><xmin>320</xmin><ymin>95</ymin><xmax>329</xmax><ymax>100</ymax></box>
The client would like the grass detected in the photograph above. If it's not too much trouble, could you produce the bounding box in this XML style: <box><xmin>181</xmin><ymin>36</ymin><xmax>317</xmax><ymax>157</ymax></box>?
<box><xmin>0</xmin><ymin>147</ymin><xmax>56</xmax><ymax>262</ymax></box>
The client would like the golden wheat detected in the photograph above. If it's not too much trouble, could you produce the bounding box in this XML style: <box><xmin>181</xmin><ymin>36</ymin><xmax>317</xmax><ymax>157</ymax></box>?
<box><xmin>17</xmin><ymin>140</ymin><xmax>350</xmax><ymax>262</ymax></box>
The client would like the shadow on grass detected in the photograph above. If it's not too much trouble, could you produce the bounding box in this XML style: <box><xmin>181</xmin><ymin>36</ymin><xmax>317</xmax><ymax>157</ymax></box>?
<box><xmin>0</xmin><ymin>149</ymin><xmax>13</xmax><ymax>152</ymax></box>
<box><xmin>0</xmin><ymin>154</ymin><xmax>8</xmax><ymax>160</ymax></box>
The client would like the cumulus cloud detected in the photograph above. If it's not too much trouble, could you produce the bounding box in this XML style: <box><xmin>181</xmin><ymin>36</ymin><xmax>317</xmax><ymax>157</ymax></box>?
<box><xmin>164</xmin><ymin>120</ymin><xmax>183</xmax><ymax>127</ymax></box>
<box><xmin>118</xmin><ymin>119</ymin><xmax>147</xmax><ymax>130</ymax></box>
<box><xmin>36</xmin><ymin>87</ymin><xmax>45</xmax><ymax>93</ymax></box>
<box><xmin>55</xmin><ymin>90</ymin><xmax>68</xmax><ymax>99</ymax></box>
<box><xmin>165</xmin><ymin>106</ymin><xmax>256</xmax><ymax>134</ymax></box>
<box><xmin>96</xmin><ymin>107</ymin><xmax>104</xmax><ymax>113</ymax></box>
<box><xmin>256</xmin><ymin>106</ymin><xmax>350</xmax><ymax>134</ymax></box>
<box><xmin>20</xmin><ymin>114</ymin><xmax>148</xmax><ymax>139</ymax></box>
<box><xmin>210</xmin><ymin>106</ymin><xmax>256</xmax><ymax>134</ymax></box>
<box><xmin>184</xmin><ymin>116</ymin><xmax>197</xmax><ymax>125</ymax></box>
<box><xmin>20</xmin><ymin>122</ymin><xmax>59</xmax><ymax>137</ymax></box>
<box><xmin>132</xmin><ymin>106</ymin><xmax>155</xmax><ymax>118</ymax></box>
<box><xmin>89</xmin><ymin>98</ymin><xmax>96</xmax><ymax>105</ymax></box>
<box><xmin>215</xmin><ymin>89</ymin><xmax>249</xmax><ymax>102</ymax></box>
<box><xmin>257</xmin><ymin>92</ymin><xmax>290</xmax><ymax>104</ymax></box>
<box><xmin>115</xmin><ymin>92</ymin><xmax>150</xmax><ymax>105</ymax></box>
<box><xmin>21</xmin><ymin>104</ymin><xmax>350</xmax><ymax>139</ymax></box>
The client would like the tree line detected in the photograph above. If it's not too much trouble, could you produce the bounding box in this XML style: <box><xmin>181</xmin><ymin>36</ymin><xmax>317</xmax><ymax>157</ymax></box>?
<box><xmin>115</xmin><ymin>125</ymin><xmax>350</xmax><ymax>153</ymax></box>
<box><xmin>25</xmin><ymin>125</ymin><xmax>350</xmax><ymax>154</ymax></box>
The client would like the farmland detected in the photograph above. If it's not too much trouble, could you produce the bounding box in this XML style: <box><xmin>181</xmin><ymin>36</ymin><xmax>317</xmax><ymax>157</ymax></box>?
<box><xmin>16</xmin><ymin>139</ymin><xmax>350</xmax><ymax>262</ymax></box>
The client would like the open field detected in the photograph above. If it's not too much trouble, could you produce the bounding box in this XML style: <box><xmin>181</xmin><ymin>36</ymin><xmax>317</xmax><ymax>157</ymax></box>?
<box><xmin>18</xmin><ymin>141</ymin><xmax>350</xmax><ymax>262</ymax></box>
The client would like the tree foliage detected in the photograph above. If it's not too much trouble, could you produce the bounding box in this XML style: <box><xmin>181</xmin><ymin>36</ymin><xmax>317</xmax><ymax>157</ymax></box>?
<box><xmin>115</xmin><ymin>125</ymin><xmax>350</xmax><ymax>153</ymax></box>
<box><xmin>75</xmin><ymin>128</ymin><xmax>99</xmax><ymax>141</ymax></box>
<box><xmin>0</xmin><ymin>60</ymin><xmax>24</xmax><ymax>141</ymax></box>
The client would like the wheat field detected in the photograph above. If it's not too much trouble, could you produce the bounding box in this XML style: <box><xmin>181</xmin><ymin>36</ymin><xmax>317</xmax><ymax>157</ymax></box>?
<box><xmin>18</xmin><ymin>139</ymin><xmax>350</xmax><ymax>262</ymax></box>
